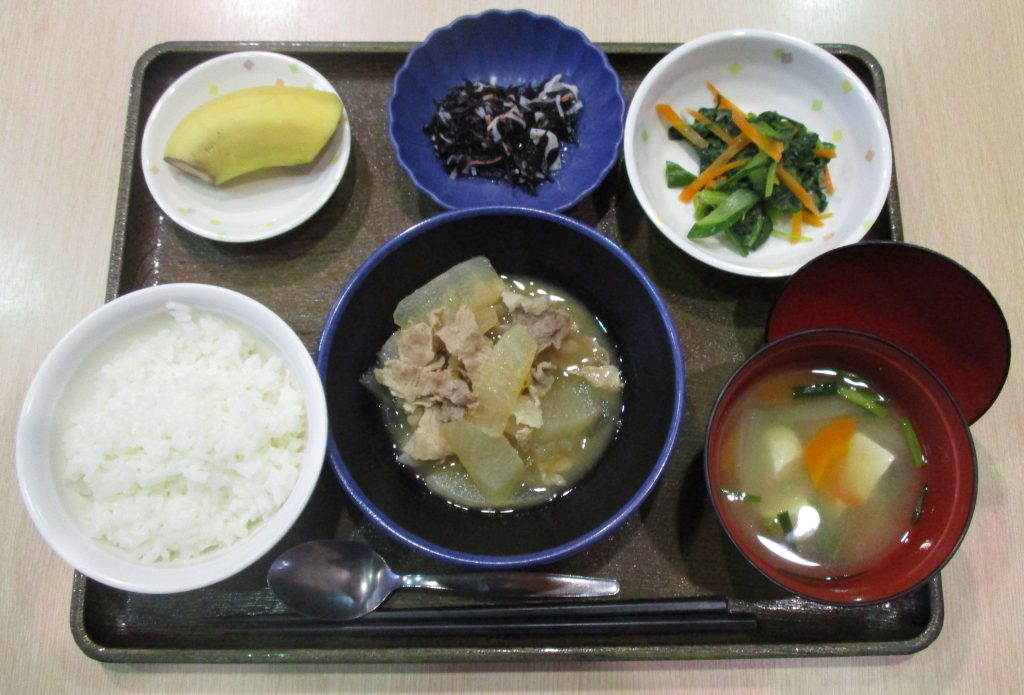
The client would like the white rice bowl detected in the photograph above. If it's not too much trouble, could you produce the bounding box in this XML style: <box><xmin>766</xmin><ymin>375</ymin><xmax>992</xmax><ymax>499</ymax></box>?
<box><xmin>16</xmin><ymin>284</ymin><xmax>327</xmax><ymax>594</ymax></box>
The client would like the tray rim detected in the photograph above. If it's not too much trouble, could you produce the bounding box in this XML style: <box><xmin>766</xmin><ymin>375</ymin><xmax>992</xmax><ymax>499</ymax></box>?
<box><xmin>84</xmin><ymin>39</ymin><xmax>929</xmax><ymax>664</ymax></box>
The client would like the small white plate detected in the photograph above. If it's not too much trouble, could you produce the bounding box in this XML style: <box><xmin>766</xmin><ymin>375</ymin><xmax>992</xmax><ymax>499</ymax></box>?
<box><xmin>141</xmin><ymin>51</ymin><xmax>351</xmax><ymax>243</ymax></box>
<box><xmin>624</xmin><ymin>29</ymin><xmax>893</xmax><ymax>277</ymax></box>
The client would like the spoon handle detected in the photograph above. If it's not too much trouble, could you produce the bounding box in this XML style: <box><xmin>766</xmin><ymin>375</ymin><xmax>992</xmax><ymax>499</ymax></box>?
<box><xmin>400</xmin><ymin>572</ymin><xmax>620</xmax><ymax>598</ymax></box>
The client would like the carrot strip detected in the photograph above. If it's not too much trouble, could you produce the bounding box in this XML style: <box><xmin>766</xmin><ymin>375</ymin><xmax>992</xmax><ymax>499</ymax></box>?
<box><xmin>707</xmin><ymin>83</ymin><xmax>784</xmax><ymax>161</ymax></box>
<box><xmin>776</xmin><ymin>165</ymin><xmax>821</xmax><ymax>216</ymax></box>
<box><xmin>790</xmin><ymin>210</ymin><xmax>803</xmax><ymax>244</ymax></box>
<box><xmin>655</xmin><ymin>103</ymin><xmax>709</xmax><ymax>149</ymax></box>
<box><xmin>814</xmin><ymin>147</ymin><xmax>837</xmax><ymax>159</ymax></box>
<box><xmin>678</xmin><ymin>135</ymin><xmax>751</xmax><ymax>202</ymax></box>
<box><xmin>822</xmin><ymin>165</ymin><xmax>835</xmax><ymax>196</ymax></box>
<box><xmin>686</xmin><ymin>108</ymin><xmax>733</xmax><ymax>143</ymax></box>
<box><xmin>678</xmin><ymin>157</ymin><xmax>749</xmax><ymax>202</ymax></box>
<box><xmin>801</xmin><ymin>211</ymin><xmax>832</xmax><ymax>228</ymax></box>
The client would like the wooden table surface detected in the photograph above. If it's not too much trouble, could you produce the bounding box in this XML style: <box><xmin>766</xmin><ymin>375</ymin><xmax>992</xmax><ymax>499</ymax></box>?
<box><xmin>3</xmin><ymin>1</ymin><xmax>1021</xmax><ymax>692</ymax></box>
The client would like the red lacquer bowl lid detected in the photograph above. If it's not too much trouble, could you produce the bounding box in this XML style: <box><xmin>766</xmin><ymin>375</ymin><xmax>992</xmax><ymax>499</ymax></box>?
<box><xmin>767</xmin><ymin>242</ymin><xmax>1010</xmax><ymax>424</ymax></box>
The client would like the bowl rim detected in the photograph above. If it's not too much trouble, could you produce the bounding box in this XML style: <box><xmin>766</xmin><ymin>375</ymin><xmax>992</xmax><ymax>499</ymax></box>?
<box><xmin>623</xmin><ymin>27</ymin><xmax>893</xmax><ymax>277</ymax></box>
<box><xmin>703</xmin><ymin>327</ymin><xmax>977</xmax><ymax>605</ymax></box>
<box><xmin>316</xmin><ymin>205</ymin><xmax>686</xmax><ymax>568</ymax></box>
<box><xmin>386</xmin><ymin>8</ymin><xmax>625</xmax><ymax>213</ymax></box>
<box><xmin>16</xmin><ymin>283</ymin><xmax>328</xmax><ymax>593</ymax></box>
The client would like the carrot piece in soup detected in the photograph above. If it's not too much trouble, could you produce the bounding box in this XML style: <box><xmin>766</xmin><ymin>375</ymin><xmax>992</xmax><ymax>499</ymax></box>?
<box><xmin>804</xmin><ymin>415</ymin><xmax>857</xmax><ymax>489</ymax></box>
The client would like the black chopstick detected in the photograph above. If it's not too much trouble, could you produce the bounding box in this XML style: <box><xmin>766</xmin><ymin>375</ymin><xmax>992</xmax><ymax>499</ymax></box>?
<box><xmin>327</xmin><ymin>614</ymin><xmax>758</xmax><ymax>636</ymax></box>
<box><xmin>211</xmin><ymin>597</ymin><xmax>758</xmax><ymax>636</ymax></box>
<box><xmin>359</xmin><ymin>596</ymin><xmax>731</xmax><ymax>622</ymax></box>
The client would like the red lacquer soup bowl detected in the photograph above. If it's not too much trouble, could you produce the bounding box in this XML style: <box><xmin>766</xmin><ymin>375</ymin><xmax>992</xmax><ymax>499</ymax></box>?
<box><xmin>705</xmin><ymin>329</ymin><xmax>976</xmax><ymax>605</ymax></box>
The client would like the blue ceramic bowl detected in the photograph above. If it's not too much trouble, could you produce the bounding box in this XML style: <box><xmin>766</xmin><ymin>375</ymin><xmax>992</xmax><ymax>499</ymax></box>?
<box><xmin>388</xmin><ymin>10</ymin><xmax>625</xmax><ymax>212</ymax></box>
<box><xmin>317</xmin><ymin>207</ymin><xmax>684</xmax><ymax>568</ymax></box>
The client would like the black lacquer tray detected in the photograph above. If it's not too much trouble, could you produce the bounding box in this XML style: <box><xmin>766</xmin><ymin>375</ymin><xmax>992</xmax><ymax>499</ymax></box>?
<box><xmin>71</xmin><ymin>41</ymin><xmax>936</xmax><ymax>663</ymax></box>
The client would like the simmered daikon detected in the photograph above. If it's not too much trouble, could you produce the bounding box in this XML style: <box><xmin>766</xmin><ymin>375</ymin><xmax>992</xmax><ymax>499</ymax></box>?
<box><xmin>370</xmin><ymin>258</ymin><xmax>624</xmax><ymax>511</ymax></box>
<box><xmin>393</xmin><ymin>256</ymin><xmax>504</xmax><ymax>327</ymax></box>
<box><xmin>535</xmin><ymin>377</ymin><xmax>600</xmax><ymax>442</ymax></box>
<box><xmin>470</xmin><ymin>325</ymin><xmax>537</xmax><ymax>436</ymax></box>
<box><xmin>440</xmin><ymin>420</ymin><xmax>525</xmax><ymax>500</ymax></box>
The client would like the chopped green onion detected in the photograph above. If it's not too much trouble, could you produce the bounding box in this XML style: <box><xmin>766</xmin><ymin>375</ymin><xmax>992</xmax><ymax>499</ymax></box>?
<box><xmin>793</xmin><ymin>382</ymin><xmax>838</xmax><ymax>399</ymax></box>
<box><xmin>913</xmin><ymin>484</ymin><xmax>928</xmax><ymax>524</ymax></box>
<box><xmin>793</xmin><ymin>379</ymin><xmax>888</xmax><ymax>416</ymax></box>
<box><xmin>775</xmin><ymin>510</ymin><xmax>794</xmax><ymax>534</ymax></box>
<box><xmin>902</xmin><ymin>418</ymin><xmax>927</xmax><ymax>467</ymax></box>
<box><xmin>837</xmin><ymin>385</ymin><xmax>888</xmax><ymax>417</ymax></box>
<box><xmin>839</xmin><ymin>371</ymin><xmax>870</xmax><ymax>388</ymax></box>
<box><xmin>719</xmin><ymin>487</ymin><xmax>762</xmax><ymax>503</ymax></box>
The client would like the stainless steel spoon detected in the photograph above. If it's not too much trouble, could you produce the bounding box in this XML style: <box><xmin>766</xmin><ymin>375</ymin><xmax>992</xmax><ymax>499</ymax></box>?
<box><xmin>267</xmin><ymin>539</ymin><xmax>620</xmax><ymax>621</ymax></box>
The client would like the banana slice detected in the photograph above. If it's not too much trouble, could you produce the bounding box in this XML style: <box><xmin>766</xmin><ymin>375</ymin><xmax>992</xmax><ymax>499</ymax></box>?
<box><xmin>164</xmin><ymin>86</ymin><xmax>343</xmax><ymax>185</ymax></box>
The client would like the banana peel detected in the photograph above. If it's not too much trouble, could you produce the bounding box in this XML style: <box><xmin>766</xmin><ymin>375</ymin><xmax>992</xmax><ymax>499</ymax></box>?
<box><xmin>164</xmin><ymin>85</ymin><xmax>343</xmax><ymax>185</ymax></box>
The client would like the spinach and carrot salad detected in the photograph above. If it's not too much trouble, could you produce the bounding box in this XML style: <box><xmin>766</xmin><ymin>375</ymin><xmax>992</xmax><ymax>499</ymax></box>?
<box><xmin>657</xmin><ymin>83</ymin><xmax>837</xmax><ymax>257</ymax></box>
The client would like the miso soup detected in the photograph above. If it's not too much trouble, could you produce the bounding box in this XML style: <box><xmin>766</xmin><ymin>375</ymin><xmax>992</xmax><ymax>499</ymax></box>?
<box><xmin>367</xmin><ymin>257</ymin><xmax>624</xmax><ymax>511</ymax></box>
<box><xmin>715</xmin><ymin>367</ymin><xmax>927</xmax><ymax>579</ymax></box>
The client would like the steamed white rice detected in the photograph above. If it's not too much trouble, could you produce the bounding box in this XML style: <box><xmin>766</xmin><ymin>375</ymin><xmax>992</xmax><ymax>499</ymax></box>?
<box><xmin>57</xmin><ymin>302</ymin><xmax>306</xmax><ymax>564</ymax></box>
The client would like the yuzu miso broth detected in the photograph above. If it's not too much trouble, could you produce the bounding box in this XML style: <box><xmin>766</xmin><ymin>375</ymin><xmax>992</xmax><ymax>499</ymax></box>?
<box><xmin>366</xmin><ymin>257</ymin><xmax>624</xmax><ymax>511</ymax></box>
<box><xmin>715</xmin><ymin>367</ymin><xmax>928</xmax><ymax>579</ymax></box>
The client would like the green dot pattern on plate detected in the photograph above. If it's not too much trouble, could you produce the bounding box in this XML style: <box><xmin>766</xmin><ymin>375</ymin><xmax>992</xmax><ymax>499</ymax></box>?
<box><xmin>208</xmin><ymin>85</ymin><xmax>219</xmax><ymax>96</ymax></box>
<box><xmin>812</xmin><ymin>99</ymin><xmax>824</xmax><ymax>112</ymax></box>
<box><xmin>641</xmin><ymin>128</ymin><xmax>649</xmax><ymax>143</ymax></box>
<box><xmin>841</xmin><ymin>80</ymin><xmax>853</xmax><ymax>94</ymax></box>
<box><xmin>289</xmin><ymin>64</ymin><xmax>299</xmax><ymax>74</ymax></box>
<box><xmin>210</xmin><ymin>219</ymin><xmax>221</xmax><ymax>226</ymax></box>
<box><xmin>832</xmin><ymin>129</ymin><xmax>844</xmax><ymax>143</ymax></box>
<box><xmin>728</xmin><ymin>62</ymin><xmax>741</xmax><ymax>75</ymax></box>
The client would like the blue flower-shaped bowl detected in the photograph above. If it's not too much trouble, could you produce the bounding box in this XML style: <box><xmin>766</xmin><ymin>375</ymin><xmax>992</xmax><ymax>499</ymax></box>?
<box><xmin>388</xmin><ymin>9</ymin><xmax>625</xmax><ymax>211</ymax></box>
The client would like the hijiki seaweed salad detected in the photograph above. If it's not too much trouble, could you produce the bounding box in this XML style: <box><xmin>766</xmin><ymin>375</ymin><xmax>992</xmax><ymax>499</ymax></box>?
<box><xmin>425</xmin><ymin>76</ymin><xmax>582</xmax><ymax>193</ymax></box>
